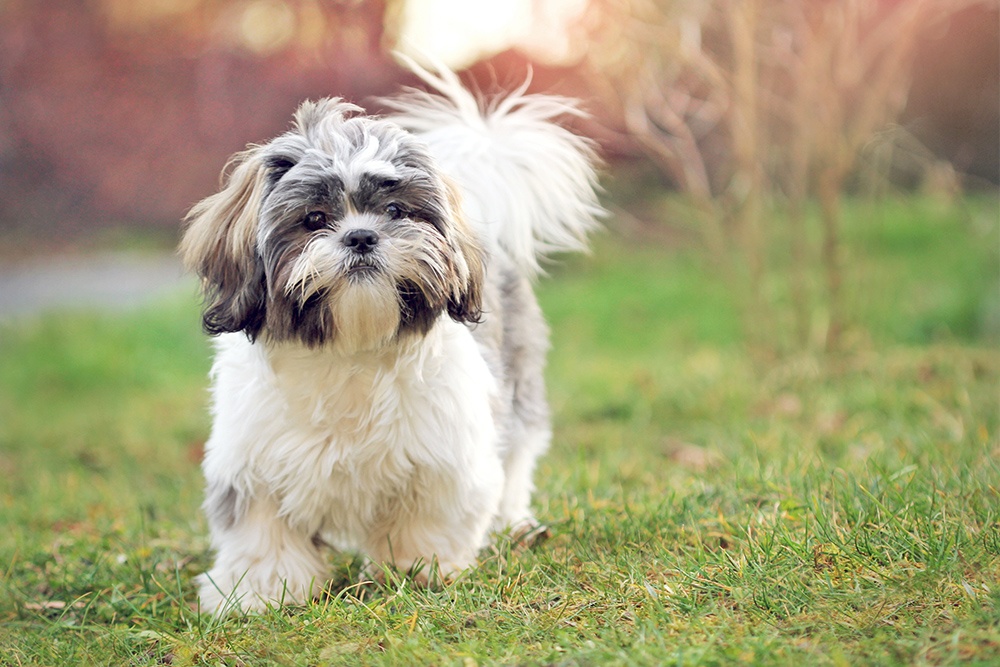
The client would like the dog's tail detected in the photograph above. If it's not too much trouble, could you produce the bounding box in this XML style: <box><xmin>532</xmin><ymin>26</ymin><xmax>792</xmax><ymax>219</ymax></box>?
<box><xmin>381</xmin><ymin>58</ymin><xmax>604</xmax><ymax>276</ymax></box>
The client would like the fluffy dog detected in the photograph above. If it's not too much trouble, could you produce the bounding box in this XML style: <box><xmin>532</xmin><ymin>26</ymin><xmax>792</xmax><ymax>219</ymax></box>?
<box><xmin>180</xmin><ymin>64</ymin><xmax>602</xmax><ymax>614</ymax></box>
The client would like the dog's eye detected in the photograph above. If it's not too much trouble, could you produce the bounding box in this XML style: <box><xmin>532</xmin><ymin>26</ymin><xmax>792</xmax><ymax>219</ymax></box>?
<box><xmin>302</xmin><ymin>211</ymin><xmax>328</xmax><ymax>231</ymax></box>
<box><xmin>385</xmin><ymin>203</ymin><xmax>406</xmax><ymax>220</ymax></box>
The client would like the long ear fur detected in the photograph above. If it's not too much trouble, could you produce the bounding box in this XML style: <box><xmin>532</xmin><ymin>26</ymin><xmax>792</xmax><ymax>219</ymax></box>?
<box><xmin>180</xmin><ymin>148</ymin><xmax>268</xmax><ymax>339</ymax></box>
<box><xmin>444</xmin><ymin>182</ymin><xmax>486</xmax><ymax>324</ymax></box>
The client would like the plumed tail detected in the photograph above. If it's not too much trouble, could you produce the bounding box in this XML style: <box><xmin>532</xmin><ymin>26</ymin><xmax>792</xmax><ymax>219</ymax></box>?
<box><xmin>381</xmin><ymin>58</ymin><xmax>604</xmax><ymax>277</ymax></box>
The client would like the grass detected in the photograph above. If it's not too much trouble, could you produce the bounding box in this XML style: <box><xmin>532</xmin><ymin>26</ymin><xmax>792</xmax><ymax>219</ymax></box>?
<box><xmin>0</xmin><ymin>195</ymin><xmax>997</xmax><ymax>665</ymax></box>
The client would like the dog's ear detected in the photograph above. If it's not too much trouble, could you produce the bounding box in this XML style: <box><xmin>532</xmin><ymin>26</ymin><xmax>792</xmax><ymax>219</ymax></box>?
<box><xmin>443</xmin><ymin>183</ymin><xmax>486</xmax><ymax>324</ymax></box>
<box><xmin>180</xmin><ymin>148</ymin><xmax>268</xmax><ymax>339</ymax></box>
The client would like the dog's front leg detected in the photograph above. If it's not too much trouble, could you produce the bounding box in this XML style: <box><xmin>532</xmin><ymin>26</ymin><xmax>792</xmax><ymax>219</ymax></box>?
<box><xmin>198</xmin><ymin>493</ymin><xmax>328</xmax><ymax>615</ymax></box>
<box><xmin>363</xmin><ymin>470</ymin><xmax>502</xmax><ymax>585</ymax></box>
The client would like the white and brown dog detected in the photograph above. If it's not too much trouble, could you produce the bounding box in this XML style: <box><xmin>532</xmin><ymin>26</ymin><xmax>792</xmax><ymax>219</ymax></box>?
<box><xmin>181</xmin><ymin>63</ymin><xmax>602</xmax><ymax>614</ymax></box>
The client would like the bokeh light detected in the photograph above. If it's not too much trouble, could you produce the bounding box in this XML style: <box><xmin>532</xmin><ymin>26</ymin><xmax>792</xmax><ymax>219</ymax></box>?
<box><xmin>396</xmin><ymin>0</ymin><xmax>589</xmax><ymax>68</ymax></box>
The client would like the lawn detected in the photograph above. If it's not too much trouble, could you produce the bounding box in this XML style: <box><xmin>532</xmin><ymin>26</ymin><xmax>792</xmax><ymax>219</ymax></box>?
<box><xmin>0</xmin><ymin>196</ymin><xmax>997</xmax><ymax>665</ymax></box>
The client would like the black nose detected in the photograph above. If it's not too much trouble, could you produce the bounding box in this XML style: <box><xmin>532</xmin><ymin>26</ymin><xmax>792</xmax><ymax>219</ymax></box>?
<box><xmin>343</xmin><ymin>229</ymin><xmax>379</xmax><ymax>254</ymax></box>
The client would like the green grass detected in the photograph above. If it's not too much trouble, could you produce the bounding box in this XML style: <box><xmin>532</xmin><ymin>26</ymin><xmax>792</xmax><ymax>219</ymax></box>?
<box><xmin>1</xmin><ymin>196</ymin><xmax>997</xmax><ymax>665</ymax></box>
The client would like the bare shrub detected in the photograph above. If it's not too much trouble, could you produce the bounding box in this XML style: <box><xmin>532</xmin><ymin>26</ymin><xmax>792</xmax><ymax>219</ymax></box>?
<box><xmin>579</xmin><ymin>0</ymin><xmax>984</xmax><ymax>351</ymax></box>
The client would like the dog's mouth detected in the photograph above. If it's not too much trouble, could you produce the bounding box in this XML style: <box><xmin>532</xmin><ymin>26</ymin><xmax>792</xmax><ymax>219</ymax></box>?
<box><xmin>346</xmin><ymin>261</ymin><xmax>382</xmax><ymax>280</ymax></box>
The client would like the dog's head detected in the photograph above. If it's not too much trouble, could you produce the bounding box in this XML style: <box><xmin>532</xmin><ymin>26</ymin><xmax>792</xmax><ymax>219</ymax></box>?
<box><xmin>180</xmin><ymin>99</ymin><xmax>485</xmax><ymax>352</ymax></box>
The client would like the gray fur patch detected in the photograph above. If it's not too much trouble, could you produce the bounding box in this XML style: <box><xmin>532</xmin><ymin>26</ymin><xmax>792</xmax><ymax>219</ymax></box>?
<box><xmin>203</xmin><ymin>482</ymin><xmax>245</xmax><ymax>532</ymax></box>
<box><xmin>471</xmin><ymin>256</ymin><xmax>552</xmax><ymax>456</ymax></box>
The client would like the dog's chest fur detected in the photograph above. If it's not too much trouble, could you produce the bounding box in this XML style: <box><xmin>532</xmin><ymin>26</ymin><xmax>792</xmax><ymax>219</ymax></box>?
<box><xmin>204</xmin><ymin>320</ymin><xmax>499</xmax><ymax>547</ymax></box>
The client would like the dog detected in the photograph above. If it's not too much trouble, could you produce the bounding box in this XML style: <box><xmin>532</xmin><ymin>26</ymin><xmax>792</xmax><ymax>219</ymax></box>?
<box><xmin>180</xmin><ymin>63</ymin><xmax>602</xmax><ymax>614</ymax></box>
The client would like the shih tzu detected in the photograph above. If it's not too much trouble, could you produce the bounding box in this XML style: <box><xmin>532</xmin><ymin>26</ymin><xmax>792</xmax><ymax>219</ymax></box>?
<box><xmin>180</xmin><ymin>63</ymin><xmax>602</xmax><ymax>614</ymax></box>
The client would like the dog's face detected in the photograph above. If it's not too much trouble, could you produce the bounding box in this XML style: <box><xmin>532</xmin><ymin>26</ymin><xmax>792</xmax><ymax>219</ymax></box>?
<box><xmin>181</xmin><ymin>99</ymin><xmax>485</xmax><ymax>352</ymax></box>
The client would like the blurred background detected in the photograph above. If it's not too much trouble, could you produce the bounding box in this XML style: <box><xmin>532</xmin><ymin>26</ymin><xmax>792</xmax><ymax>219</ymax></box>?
<box><xmin>0</xmin><ymin>0</ymin><xmax>995</xmax><ymax>234</ymax></box>
<box><xmin>0</xmin><ymin>0</ymin><xmax>997</xmax><ymax>349</ymax></box>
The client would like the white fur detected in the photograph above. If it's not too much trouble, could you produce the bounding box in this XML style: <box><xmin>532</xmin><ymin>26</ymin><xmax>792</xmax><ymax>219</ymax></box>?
<box><xmin>200</xmin><ymin>321</ymin><xmax>503</xmax><ymax>612</ymax></box>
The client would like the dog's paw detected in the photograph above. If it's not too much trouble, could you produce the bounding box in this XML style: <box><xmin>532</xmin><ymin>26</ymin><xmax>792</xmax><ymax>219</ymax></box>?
<box><xmin>358</xmin><ymin>557</ymin><xmax>464</xmax><ymax>588</ymax></box>
<box><xmin>197</xmin><ymin>569</ymin><xmax>318</xmax><ymax>616</ymax></box>
<box><xmin>514</xmin><ymin>521</ymin><xmax>551</xmax><ymax>549</ymax></box>
<box><xmin>502</xmin><ymin>517</ymin><xmax>551</xmax><ymax>552</ymax></box>
<box><xmin>197</xmin><ymin>572</ymin><xmax>257</xmax><ymax>616</ymax></box>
